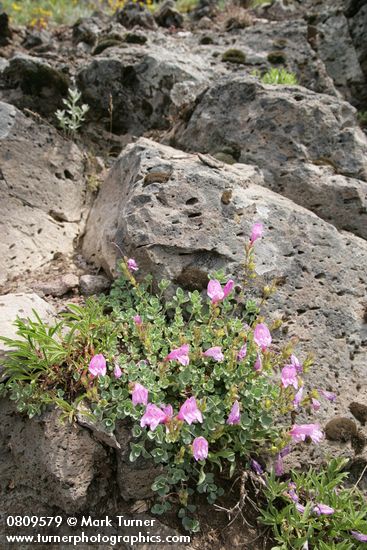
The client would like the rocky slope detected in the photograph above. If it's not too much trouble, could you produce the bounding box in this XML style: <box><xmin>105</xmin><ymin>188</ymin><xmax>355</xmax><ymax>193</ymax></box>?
<box><xmin>0</xmin><ymin>0</ymin><xmax>367</xmax><ymax>545</ymax></box>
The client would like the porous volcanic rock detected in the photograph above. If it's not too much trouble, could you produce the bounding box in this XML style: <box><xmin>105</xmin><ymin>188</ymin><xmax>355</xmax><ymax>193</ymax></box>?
<box><xmin>0</xmin><ymin>101</ymin><xmax>88</xmax><ymax>287</ymax></box>
<box><xmin>0</xmin><ymin>54</ymin><xmax>69</xmax><ymax>117</ymax></box>
<box><xmin>77</xmin><ymin>43</ymin><xmax>213</xmax><ymax>135</ymax></box>
<box><xmin>169</xmin><ymin>75</ymin><xmax>367</xmax><ymax>239</ymax></box>
<box><xmin>82</xmin><ymin>138</ymin><xmax>367</xmax><ymax>420</ymax></box>
<box><xmin>0</xmin><ymin>399</ymin><xmax>110</xmax><ymax>514</ymax></box>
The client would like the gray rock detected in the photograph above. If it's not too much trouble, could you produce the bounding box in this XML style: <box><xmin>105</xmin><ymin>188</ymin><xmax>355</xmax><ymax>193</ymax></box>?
<box><xmin>0</xmin><ymin>292</ymin><xmax>55</xmax><ymax>363</ymax></box>
<box><xmin>169</xmin><ymin>75</ymin><xmax>367</xmax><ymax>239</ymax></box>
<box><xmin>0</xmin><ymin>101</ymin><xmax>88</xmax><ymax>287</ymax></box>
<box><xmin>314</xmin><ymin>11</ymin><xmax>366</xmax><ymax>108</ymax></box>
<box><xmin>115</xmin><ymin>2</ymin><xmax>158</xmax><ymax>30</ymax></box>
<box><xmin>0</xmin><ymin>54</ymin><xmax>69</xmax><ymax>117</ymax></box>
<box><xmin>0</xmin><ymin>399</ymin><xmax>110</xmax><ymax>514</ymax></box>
<box><xmin>0</xmin><ymin>11</ymin><xmax>12</xmax><ymax>46</ymax></box>
<box><xmin>115</xmin><ymin>422</ymin><xmax>163</xmax><ymax>500</ymax></box>
<box><xmin>154</xmin><ymin>0</ymin><xmax>184</xmax><ymax>28</ymax></box>
<box><xmin>350</xmin><ymin>3</ymin><xmax>367</xmax><ymax>79</ymax></box>
<box><xmin>82</xmin><ymin>138</ymin><xmax>367</xmax><ymax>421</ymax></box>
<box><xmin>72</xmin><ymin>16</ymin><xmax>101</xmax><ymax>46</ymax></box>
<box><xmin>77</xmin><ymin>42</ymin><xmax>211</xmax><ymax>135</ymax></box>
<box><xmin>228</xmin><ymin>19</ymin><xmax>337</xmax><ymax>97</ymax></box>
<box><xmin>79</xmin><ymin>274</ymin><xmax>111</xmax><ymax>295</ymax></box>
<box><xmin>33</xmin><ymin>273</ymin><xmax>79</xmax><ymax>297</ymax></box>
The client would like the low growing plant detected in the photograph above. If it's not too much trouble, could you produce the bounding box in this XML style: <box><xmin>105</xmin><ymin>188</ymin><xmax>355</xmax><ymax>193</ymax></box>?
<box><xmin>0</xmin><ymin>224</ymin><xmax>335</xmax><ymax>532</ymax></box>
<box><xmin>252</xmin><ymin>67</ymin><xmax>299</xmax><ymax>85</ymax></box>
<box><xmin>56</xmin><ymin>87</ymin><xmax>89</xmax><ymax>135</ymax></box>
<box><xmin>260</xmin><ymin>457</ymin><xmax>367</xmax><ymax>549</ymax></box>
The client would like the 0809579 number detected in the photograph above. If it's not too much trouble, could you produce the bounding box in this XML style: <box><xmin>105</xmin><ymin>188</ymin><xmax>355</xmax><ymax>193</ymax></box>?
<box><xmin>6</xmin><ymin>516</ymin><xmax>63</xmax><ymax>528</ymax></box>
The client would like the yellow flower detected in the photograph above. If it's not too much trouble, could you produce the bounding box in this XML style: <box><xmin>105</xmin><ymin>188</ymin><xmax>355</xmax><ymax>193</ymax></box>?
<box><xmin>12</xmin><ymin>2</ymin><xmax>22</xmax><ymax>11</ymax></box>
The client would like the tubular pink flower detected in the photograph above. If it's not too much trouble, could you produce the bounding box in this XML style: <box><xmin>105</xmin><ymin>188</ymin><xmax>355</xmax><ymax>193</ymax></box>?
<box><xmin>351</xmin><ymin>531</ymin><xmax>367</xmax><ymax>542</ymax></box>
<box><xmin>192</xmin><ymin>436</ymin><xmax>208</xmax><ymax>461</ymax></box>
<box><xmin>281</xmin><ymin>365</ymin><xmax>298</xmax><ymax>389</ymax></box>
<box><xmin>140</xmin><ymin>403</ymin><xmax>166</xmax><ymax>431</ymax></box>
<box><xmin>177</xmin><ymin>397</ymin><xmax>203</xmax><ymax>425</ymax></box>
<box><xmin>254</xmin><ymin>353</ymin><xmax>262</xmax><ymax>371</ymax></box>
<box><xmin>293</xmin><ymin>387</ymin><xmax>303</xmax><ymax>409</ymax></box>
<box><xmin>290</xmin><ymin>354</ymin><xmax>303</xmax><ymax>373</ymax></box>
<box><xmin>250</xmin><ymin>459</ymin><xmax>263</xmax><ymax>475</ymax></box>
<box><xmin>203</xmin><ymin>346</ymin><xmax>224</xmax><ymax>362</ymax></box>
<box><xmin>132</xmin><ymin>382</ymin><xmax>148</xmax><ymax>406</ymax></box>
<box><xmin>223</xmin><ymin>279</ymin><xmax>234</xmax><ymax>298</ymax></box>
<box><xmin>319</xmin><ymin>389</ymin><xmax>336</xmax><ymax>402</ymax></box>
<box><xmin>88</xmin><ymin>354</ymin><xmax>107</xmax><ymax>377</ymax></box>
<box><xmin>161</xmin><ymin>404</ymin><xmax>173</xmax><ymax>423</ymax></box>
<box><xmin>289</xmin><ymin>423</ymin><xmax>324</xmax><ymax>444</ymax></box>
<box><xmin>165</xmin><ymin>344</ymin><xmax>190</xmax><ymax>366</ymax></box>
<box><xmin>296</xmin><ymin>503</ymin><xmax>305</xmax><ymax>514</ymax></box>
<box><xmin>311</xmin><ymin>398</ymin><xmax>321</xmax><ymax>411</ymax></box>
<box><xmin>237</xmin><ymin>344</ymin><xmax>247</xmax><ymax>361</ymax></box>
<box><xmin>286</xmin><ymin>483</ymin><xmax>299</xmax><ymax>503</ymax></box>
<box><xmin>250</xmin><ymin>222</ymin><xmax>264</xmax><ymax>244</ymax></box>
<box><xmin>253</xmin><ymin>323</ymin><xmax>272</xmax><ymax>350</ymax></box>
<box><xmin>274</xmin><ymin>455</ymin><xmax>284</xmax><ymax>477</ymax></box>
<box><xmin>133</xmin><ymin>314</ymin><xmax>142</xmax><ymax>326</ymax></box>
<box><xmin>227</xmin><ymin>400</ymin><xmax>241</xmax><ymax>425</ymax></box>
<box><xmin>207</xmin><ymin>279</ymin><xmax>234</xmax><ymax>304</ymax></box>
<box><xmin>313</xmin><ymin>503</ymin><xmax>335</xmax><ymax>515</ymax></box>
<box><xmin>114</xmin><ymin>365</ymin><xmax>122</xmax><ymax>378</ymax></box>
<box><xmin>127</xmin><ymin>258</ymin><xmax>138</xmax><ymax>272</ymax></box>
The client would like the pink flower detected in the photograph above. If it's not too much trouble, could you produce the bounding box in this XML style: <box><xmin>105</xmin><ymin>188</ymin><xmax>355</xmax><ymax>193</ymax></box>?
<box><xmin>114</xmin><ymin>365</ymin><xmax>122</xmax><ymax>378</ymax></box>
<box><xmin>250</xmin><ymin>222</ymin><xmax>264</xmax><ymax>244</ymax></box>
<box><xmin>207</xmin><ymin>279</ymin><xmax>234</xmax><ymax>304</ymax></box>
<box><xmin>286</xmin><ymin>482</ymin><xmax>299</xmax><ymax>502</ymax></box>
<box><xmin>311</xmin><ymin>398</ymin><xmax>321</xmax><ymax>411</ymax></box>
<box><xmin>351</xmin><ymin>531</ymin><xmax>367</xmax><ymax>542</ymax></box>
<box><xmin>319</xmin><ymin>389</ymin><xmax>336</xmax><ymax>402</ymax></box>
<box><xmin>296</xmin><ymin>503</ymin><xmax>305</xmax><ymax>514</ymax></box>
<box><xmin>289</xmin><ymin>423</ymin><xmax>324</xmax><ymax>444</ymax></box>
<box><xmin>161</xmin><ymin>404</ymin><xmax>173</xmax><ymax>423</ymax></box>
<box><xmin>237</xmin><ymin>344</ymin><xmax>247</xmax><ymax>361</ymax></box>
<box><xmin>133</xmin><ymin>314</ymin><xmax>142</xmax><ymax>326</ymax></box>
<box><xmin>274</xmin><ymin>455</ymin><xmax>284</xmax><ymax>476</ymax></box>
<box><xmin>253</xmin><ymin>323</ymin><xmax>272</xmax><ymax>350</ymax></box>
<box><xmin>132</xmin><ymin>382</ymin><xmax>148</xmax><ymax>406</ymax></box>
<box><xmin>290</xmin><ymin>354</ymin><xmax>303</xmax><ymax>373</ymax></box>
<box><xmin>250</xmin><ymin>459</ymin><xmax>263</xmax><ymax>475</ymax></box>
<box><xmin>227</xmin><ymin>400</ymin><xmax>241</xmax><ymax>425</ymax></box>
<box><xmin>313</xmin><ymin>503</ymin><xmax>335</xmax><ymax>515</ymax></box>
<box><xmin>281</xmin><ymin>365</ymin><xmax>298</xmax><ymax>389</ymax></box>
<box><xmin>127</xmin><ymin>258</ymin><xmax>138</xmax><ymax>272</ymax></box>
<box><xmin>140</xmin><ymin>403</ymin><xmax>166</xmax><ymax>431</ymax></box>
<box><xmin>192</xmin><ymin>436</ymin><xmax>208</xmax><ymax>461</ymax></box>
<box><xmin>254</xmin><ymin>353</ymin><xmax>262</xmax><ymax>371</ymax></box>
<box><xmin>177</xmin><ymin>397</ymin><xmax>203</xmax><ymax>425</ymax></box>
<box><xmin>89</xmin><ymin>354</ymin><xmax>107</xmax><ymax>377</ymax></box>
<box><xmin>203</xmin><ymin>346</ymin><xmax>224</xmax><ymax>362</ymax></box>
<box><xmin>293</xmin><ymin>387</ymin><xmax>303</xmax><ymax>409</ymax></box>
<box><xmin>165</xmin><ymin>344</ymin><xmax>190</xmax><ymax>366</ymax></box>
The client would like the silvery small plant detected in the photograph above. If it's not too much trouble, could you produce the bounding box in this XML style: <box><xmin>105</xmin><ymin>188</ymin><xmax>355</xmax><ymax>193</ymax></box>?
<box><xmin>56</xmin><ymin>87</ymin><xmax>89</xmax><ymax>135</ymax></box>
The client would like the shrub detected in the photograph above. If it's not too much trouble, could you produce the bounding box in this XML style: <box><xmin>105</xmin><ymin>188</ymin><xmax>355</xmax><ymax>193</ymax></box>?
<box><xmin>222</xmin><ymin>48</ymin><xmax>247</xmax><ymax>64</ymax></box>
<box><xmin>261</xmin><ymin>458</ymin><xmax>367</xmax><ymax>549</ymax></box>
<box><xmin>0</xmin><ymin>224</ymin><xmax>328</xmax><ymax>531</ymax></box>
